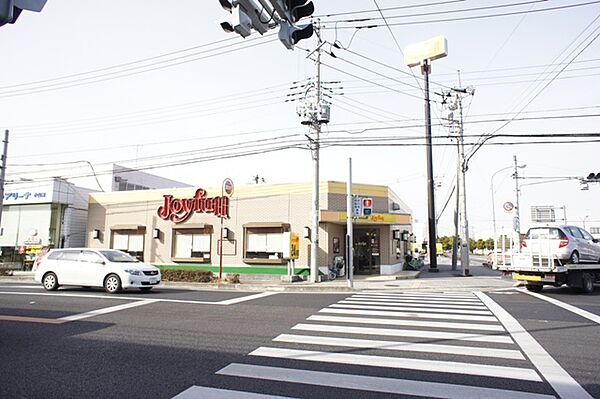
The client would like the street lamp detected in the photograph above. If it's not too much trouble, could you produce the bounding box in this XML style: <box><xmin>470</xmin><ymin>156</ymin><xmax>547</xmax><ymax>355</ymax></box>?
<box><xmin>405</xmin><ymin>36</ymin><xmax>448</xmax><ymax>272</ymax></box>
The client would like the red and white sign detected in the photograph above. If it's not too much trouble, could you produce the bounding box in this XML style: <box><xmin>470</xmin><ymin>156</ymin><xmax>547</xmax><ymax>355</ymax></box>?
<box><xmin>157</xmin><ymin>188</ymin><xmax>230</xmax><ymax>224</ymax></box>
<box><xmin>503</xmin><ymin>201</ymin><xmax>515</xmax><ymax>212</ymax></box>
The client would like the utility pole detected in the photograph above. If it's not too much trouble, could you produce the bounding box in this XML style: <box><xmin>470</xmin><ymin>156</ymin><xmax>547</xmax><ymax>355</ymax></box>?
<box><xmin>294</xmin><ymin>21</ymin><xmax>329</xmax><ymax>283</ymax></box>
<box><xmin>0</xmin><ymin>130</ymin><xmax>8</xmax><ymax>230</ymax></box>
<box><xmin>513</xmin><ymin>155</ymin><xmax>522</xmax><ymax>250</ymax></box>
<box><xmin>441</xmin><ymin>80</ymin><xmax>474</xmax><ymax>276</ymax></box>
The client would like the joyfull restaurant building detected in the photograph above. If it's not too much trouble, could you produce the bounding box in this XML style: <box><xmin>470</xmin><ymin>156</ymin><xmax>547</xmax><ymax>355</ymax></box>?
<box><xmin>86</xmin><ymin>181</ymin><xmax>412</xmax><ymax>276</ymax></box>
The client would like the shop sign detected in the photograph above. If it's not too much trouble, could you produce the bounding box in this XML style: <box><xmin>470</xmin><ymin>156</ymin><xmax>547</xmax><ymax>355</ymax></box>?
<box><xmin>4</xmin><ymin>191</ymin><xmax>49</xmax><ymax>203</ymax></box>
<box><xmin>283</xmin><ymin>232</ymin><xmax>300</xmax><ymax>260</ymax></box>
<box><xmin>157</xmin><ymin>188</ymin><xmax>230</xmax><ymax>224</ymax></box>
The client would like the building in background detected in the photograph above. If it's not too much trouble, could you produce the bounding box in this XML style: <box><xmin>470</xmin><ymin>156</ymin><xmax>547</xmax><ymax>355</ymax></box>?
<box><xmin>0</xmin><ymin>165</ymin><xmax>192</xmax><ymax>269</ymax></box>
<box><xmin>109</xmin><ymin>164</ymin><xmax>192</xmax><ymax>192</ymax></box>
<box><xmin>0</xmin><ymin>178</ymin><xmax>92</xmax><ymax>269</ymax></box>
<box><xmin>86</xmin><ymin>181</ymin><xmax>413</xmax><ymax>276</ymax></box>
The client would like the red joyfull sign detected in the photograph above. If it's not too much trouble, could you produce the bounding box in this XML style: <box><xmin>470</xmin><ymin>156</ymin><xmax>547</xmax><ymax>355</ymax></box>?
<box><xmin>362</xmin><ymin>198</ymin><xmax>373</xmax><ymax>207</ymax></box>
<box><xmin>157</xmin><ymin>188</ymin><xmax>230</xmax><ymax>224</ymax></box>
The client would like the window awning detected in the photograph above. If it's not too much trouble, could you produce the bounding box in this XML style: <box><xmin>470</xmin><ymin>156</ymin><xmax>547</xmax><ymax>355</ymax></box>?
<box><xmin>110</xmin><ymin>225</ymin><xmax>146</xmax><ymax>231</ymax></box>
<box><xmin>172</xmin><ymin>224</ymin><xmax>212</xmax><ymax>230</ymax></box>
<box><xmin>243</xmin><ymin>222</ymin><xmax>291</xmax><ymax>229</ymax></box>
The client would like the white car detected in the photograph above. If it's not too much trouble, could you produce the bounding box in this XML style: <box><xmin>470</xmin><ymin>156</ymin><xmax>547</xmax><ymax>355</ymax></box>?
<box><xmin>34</xmin><ymin>248</ymin><xmax>161</xmax><ymax>294</ymax></box>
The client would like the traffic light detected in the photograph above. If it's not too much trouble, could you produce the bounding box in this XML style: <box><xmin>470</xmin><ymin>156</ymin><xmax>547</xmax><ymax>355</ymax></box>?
<box><xmin>217</xmin><ymin>0</ymin><xmax>273</xmax><ymax>38</ymax></box>
<box><xmin>217</xmin><ymin>0</ymin><xmax>314</xmax><ymax>49</ymax></box>
<box><xmin>0</xmin><ymin>0</ymin><xmax>47</xmax><ymax>27</ymax></box>
<box><xmin>280</xmin><ymin>0</ymin><xmax>314</xmax><ymax>23</ymax></box>
<box><xmin>278</xmin><ymin>20</ymin><xmax>313</xmax><ymax>50</ymax></box>
<box><xmin>586</xmin><ymin>172</ymin><xmax>600</xmax><ymax>182</ymax></box>
<box><xmin>273</xmin><ymin>0</ymin><xmax>314</xmax><ymax>49</ymax></box>
<box><xmin>362</xmin><ymin>197</ymin><xmax>373</xmax><ymax>216</ymax></box>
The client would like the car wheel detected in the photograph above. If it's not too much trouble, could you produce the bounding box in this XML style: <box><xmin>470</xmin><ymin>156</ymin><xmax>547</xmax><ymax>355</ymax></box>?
<box><xmin>569</xmin><ymin>251</ymin><xmax>580</xmax><ymax>264</ymax></box>
<box><xmin>582</xmin><ymin>273</ymin><xmax>594</xmax><ymax>294</ymax></box>
<box><xmin>42</xmin><ymin>272</ymin><xmax>59</xmax><ymax>291</ymax></box>
<box><xmin>139</xmin><ymin>287</ymin><xmax>153</xmax><ymax>292</ymax></box>
<box><xmin>104</xmin><ymin>274</ymin><xmax>122</xmax><ymax>294</ymax></box>
<box><xmin>525</xmin><ymin>283</ymin><xmax>543</xmax><ymax>293</ymax></box>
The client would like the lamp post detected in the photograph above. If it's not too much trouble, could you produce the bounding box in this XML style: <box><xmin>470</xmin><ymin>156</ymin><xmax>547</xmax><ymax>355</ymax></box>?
<box><xmin>405</xmin><ymin>36</ymin><xmax>448</xmax><ymax>272</ymax></box>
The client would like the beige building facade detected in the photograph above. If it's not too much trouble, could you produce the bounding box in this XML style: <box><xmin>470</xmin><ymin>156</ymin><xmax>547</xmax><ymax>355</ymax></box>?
<box><xmin>86</xmin><ymin>181</ymin><xmax>412</xmax><ymax>275</ymax></box>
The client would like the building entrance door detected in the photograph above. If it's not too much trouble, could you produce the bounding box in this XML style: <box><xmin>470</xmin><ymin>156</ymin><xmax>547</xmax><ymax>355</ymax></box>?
<box><xmin>353</xmin><ymin>228</ymin><xmax>380</xmax><ymax>275</ymax></box>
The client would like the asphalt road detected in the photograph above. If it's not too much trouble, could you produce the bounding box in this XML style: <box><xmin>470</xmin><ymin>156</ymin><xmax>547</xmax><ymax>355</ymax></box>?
<box><xmin>1</xmin><ymin>282</ymin><xmax>599</xmax><ymax>399</ymax></box>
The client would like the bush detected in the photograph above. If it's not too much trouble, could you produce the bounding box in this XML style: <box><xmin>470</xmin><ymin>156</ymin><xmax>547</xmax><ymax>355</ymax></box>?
<box><xmin>0</xmin><ymin>268</ymin><xmax>14</xmax><ymax>276</ymax></box>
<box><xmin>226</xmin><ymin>273</ymin><xmax>240</xmax><ymax>284</ymax></box>
<box><xmin>161</xmin><ymin>268</ymin><xmax>214</xmax><ymax>283</ymax></box>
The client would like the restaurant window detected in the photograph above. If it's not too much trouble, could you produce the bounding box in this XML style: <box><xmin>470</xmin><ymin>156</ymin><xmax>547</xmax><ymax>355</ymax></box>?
<box><xmin>172</xmin><ymin>229</ymin><xmax>212</xmax><ymax>262</ymax></box>
<box><xmin>112</xmin><ymin>231</ymin><xmax>144</xmax><ymax>261</ymax></box>
<box><xmin>244</xmin><ymin>227</ymin><xmax>285</xmax><ymax>260</ymax></box>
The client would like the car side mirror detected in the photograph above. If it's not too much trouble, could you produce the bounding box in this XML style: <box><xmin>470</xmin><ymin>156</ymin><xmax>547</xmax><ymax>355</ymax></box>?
<box><xmin>593</xmin><ymin>238</ymin><xmax>599</xmax><ymax>244</ymax></box>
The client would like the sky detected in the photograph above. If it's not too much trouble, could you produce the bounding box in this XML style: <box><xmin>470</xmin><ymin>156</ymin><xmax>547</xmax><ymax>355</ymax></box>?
<box><xmin>1</xmin><ymin>0</ymin><xmax>599</xmax><ymax>239</ymax></box>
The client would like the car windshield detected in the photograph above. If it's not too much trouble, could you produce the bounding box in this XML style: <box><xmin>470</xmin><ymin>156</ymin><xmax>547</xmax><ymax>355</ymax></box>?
<box><xmin>99</xmin><ymin>250</ymin><xmax>139</xmax><ymax>262</ymax></box>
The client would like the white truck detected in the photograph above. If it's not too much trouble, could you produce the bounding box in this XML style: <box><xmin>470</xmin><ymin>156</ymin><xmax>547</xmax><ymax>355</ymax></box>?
<box><xmin>493</xmin><ymin>225</ymin><xmax>600</xmax><ymax>294</ymax></box>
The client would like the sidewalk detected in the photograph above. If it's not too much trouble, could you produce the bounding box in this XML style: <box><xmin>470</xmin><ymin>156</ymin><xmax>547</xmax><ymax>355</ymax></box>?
<box><xmin>0</xmin><ymin>259</ymin><xmax>517</xmax><ymax>293</ymax></box>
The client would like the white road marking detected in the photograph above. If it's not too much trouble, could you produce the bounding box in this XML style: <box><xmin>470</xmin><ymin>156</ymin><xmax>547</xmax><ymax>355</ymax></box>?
<box><xmin>217</xmin><ymin>291</ymin><xmax>279</xmax><ymax>305</ymax></box>
<box><xmin>172</xmin><ymin>385</ymin><xmax>297</xmax><ymax>399</ymax></box>
<box><xmin>306</xmin><ymin>314</ymin><xmax>505</xmax><ymax>331</ymax></box>
<box><xmin>249</xmin><ymin>347</ymin><xmax>541</xmax><ymax>381</ymax></box>
<box><xmin>292</xmin><ymin>323</ymin><xmax>513</xmax><ymax>344</ymax></box>
<box><xmin>0</xmin><ymin>290</ymin><xmax>276</xmax><ymax>306</ymax></box>
<box><xmin>518</xmin><ymin>289</ymin><xmax>600</xmax><ymax>325</ymax></box>
<box><xmin>349</xmin><ymin>295</ymin><xmax>483</xmax><ymax>304</ymax></box>
<box><xmin>0</xmin><ymin>285</ymin><xmax>41</xmax><ymax>289</ymax></box>
<box><xmin>330</xmin><ymin>303</ymin><xmax>493</xmax><ymax>315</ymax></box>
<box><xmin>353</xmin><ymin>294</ymin><xmax>480</xmax><ymax>303</ymax></box>
<box><xmin>362</xmin><ymin>292</ymin><xmax>477</xmax><ymax>300</ymax></box>
<box><xmin>341</xmin><ymin>299</ymin><xmax>487</xmax><ymax>310</ymax></box>
<box><xmin>319</xmin><ymin>307</ymin><xmax>498</xmax><ymax>322</ymax></box>
<box><xmin>477</xmin><ymin>292</ymin><xmax>594</xmax><ymax>399</ymax></box>
<box><xmin>217</xmin><ymin>363</ymin><xmax>556</xmax><ymax>399</ymax></box>
<box><xmin>273</xmin><ymin>333</ymin><xmax>525</xmax><ymax>359</ymax></box>
<box><xmin>58</xmin><ymin>300</ymin><xmax>158</xmax><ymax>322</ymax></box>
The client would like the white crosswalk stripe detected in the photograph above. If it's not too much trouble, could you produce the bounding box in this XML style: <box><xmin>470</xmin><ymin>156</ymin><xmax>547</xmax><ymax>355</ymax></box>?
<box><xmin>306</xmin><ymin>314</ymin><xmax>505</xmax><ymax>331</ymax></box>
<box><xmin>173</xmin><ymin>290</ymin><xmax>572</xmax><ymax>399</ymax></box>
<box><xmin>344</xmin><ymin>297</ymin><xmax>488</xmax><ymax>308</ymax></box>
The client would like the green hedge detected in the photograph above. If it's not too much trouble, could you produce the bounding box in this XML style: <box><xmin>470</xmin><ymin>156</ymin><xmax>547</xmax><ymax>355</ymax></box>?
<box><xmin>160</xmin><ymin>268</ymin><xmax>240</xmax><ymax>284</ymax></box>
<box><xmin>161</xmin><ymin>269</ymin><xmax>214</xmax><ymax>283</ymax></box>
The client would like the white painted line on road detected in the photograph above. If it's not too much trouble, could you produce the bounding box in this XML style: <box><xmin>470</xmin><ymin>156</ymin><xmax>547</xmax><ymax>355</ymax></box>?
<box><xmin>476</xmin><ymin>292</ymin><xmax>594</xmax><ymax>399</ymax></box>
<box><xmin>319</xmin><ymin>307</ymin><xmax>498</xmax><ymax>322</ymax></box>
<box><xmin>331</xmin><ymin>303</ymin><xmax>493</xmax><ymax>315</ymax></box>
<box><xmin>342</xmin><ymin>299</ymin><xmax>487</xmax><ymax>310</ymax></box>
<box><xmin>218</xmin><ymin>363</ymin><xmax>556</xmax><ymax>399</ymax></box>
<box><xmin>0</xmin><ymin>285</ymin><xmax>41</xmax><ymax>289</ymax></box>
<box><xmin>0</xmin><ymin>290</ymin><xmax>275</xmax><ymax>306</ymax></box>
<box><xmin>518</xmin><ymin>289</ymin><xmax>600</xmax><ymax>325</ymax></box>
<box><xmin>362</xmin><ymin>291</ymin><xmax>477</xmax><ymax>300</ymax></box>
<box><xmin>0</xmin><ymin>291</ymin><xmax>216</xmax><ymax>304</ymax></box>
<box><xmin>273</xmin><ymin>333</ymin><xmax>525</xmax><ymax>360</ymax></box>
<box><xmin>292</xmin><ymin>323</ymin><xmax>514</xmax><ymax>344</ymax></box>
<box><xmin>58</xmin><ymin>299</ymin><xmax>158</xmax><ymax>322</ymax></box>
<box><xmin>249</xmin><ymin>347</ymin><xmax>541</xmax><ymax>381</ymax></box>
<box><xmin>349</xmin><ymin>295</ymin><xmax>483</xmax><ymax>304</ymax></box>
<box><xmin>172</xmin><ymin>385</ymin><xmax>297</xmax><ymax>399</ymax></box>
<box><xmin>307</xmin><ymin>315</ymin><xmax>505</xmax><ymax>332</ymax></box>
<box><xmin>216</xmin><ymin>291</ymin><xmax>278</xmax><ymax>305</ymax></box>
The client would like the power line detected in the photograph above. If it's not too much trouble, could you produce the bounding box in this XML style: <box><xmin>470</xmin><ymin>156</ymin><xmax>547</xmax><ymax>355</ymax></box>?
<box><xmin>0</xmin><ymin>35</ymin><xmax>278</xmax><ymax>98</ymax></box>
<box><xmin>324</xmin><ymin>1</ymin><xmax>600</xmax><ymax>29</ymax></box>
